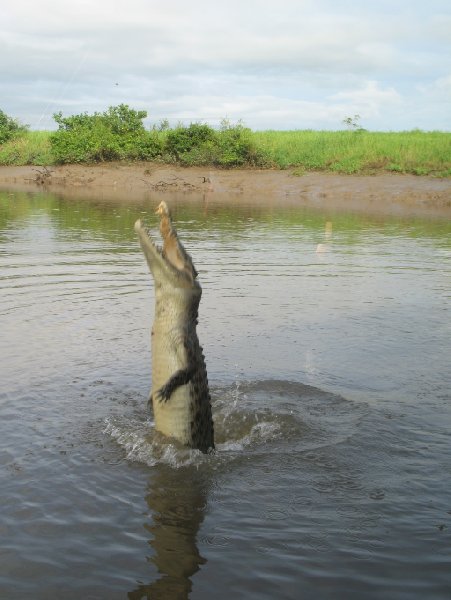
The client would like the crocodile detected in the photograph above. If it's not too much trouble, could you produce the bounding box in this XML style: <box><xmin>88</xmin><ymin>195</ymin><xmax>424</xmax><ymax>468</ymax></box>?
<box><xmin>134</xmin><ymin>202</ymin><xmax>214</xmax><ymax>453</ymax></box>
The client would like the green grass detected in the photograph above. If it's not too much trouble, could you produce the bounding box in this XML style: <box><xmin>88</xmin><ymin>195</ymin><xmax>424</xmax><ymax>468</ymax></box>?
<box><xmin>251</xmin><ymin>129</ymin><xmax>451</xmax><ymax>176</ymax></box>
<box><xmin>1</xmin><ymin>127</ymin><xmax>450</xmax><ymax>176</ymax></box>
<box><xmin>0</xmin><ymin>130</ymin><xmax>53</xmax><ymax>165</ymax></box>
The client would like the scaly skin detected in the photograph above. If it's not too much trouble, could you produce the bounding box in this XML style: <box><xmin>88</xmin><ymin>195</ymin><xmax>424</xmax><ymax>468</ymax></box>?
<box><xmin>134</xmin><ymin>202</ymin><xmax>214</xmax><ymax>452</ymax></box>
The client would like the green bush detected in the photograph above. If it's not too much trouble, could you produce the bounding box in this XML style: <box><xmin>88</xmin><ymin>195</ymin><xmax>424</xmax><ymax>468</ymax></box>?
<box><xmin>0</xmin><ymin>109</ymin><xmax>28</xmax><ymax>144</ymax></box>
<box><xmin>165</xmin><ymin>123</ymin><xmax>217</xmax><ymax>160</ymax></box>
<box><xmin>216</xmin><ymin>119</ymin><xmax>267</xmax><ymax>167</ymax></box>
<box><xmin>50</xmin><ymin>104</ymin><xmax>162</xmax><ymax>163</ymax></box>
<box><xmin>164</xmin><ymin>120</ymin><xmax>269</xmax><ymax>167</ymax></box>
<box><xmin>49</xmin><ymin>109</ymin><xmax>268</xmax><ymax>167</ymax></box>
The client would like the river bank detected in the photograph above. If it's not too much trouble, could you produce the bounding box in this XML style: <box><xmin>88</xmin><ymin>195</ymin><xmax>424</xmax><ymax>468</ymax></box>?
<box><xmin>0</xmin><ymin>163</ymin><xmax>450</xmax><ymax>218</ymax></box>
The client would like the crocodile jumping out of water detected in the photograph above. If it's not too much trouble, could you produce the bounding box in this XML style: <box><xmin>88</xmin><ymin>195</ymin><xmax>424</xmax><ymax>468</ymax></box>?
<box><xmin>134</xmin><ymin>202</ymin><xmax>214</xmax><ymax>453</ymax></box>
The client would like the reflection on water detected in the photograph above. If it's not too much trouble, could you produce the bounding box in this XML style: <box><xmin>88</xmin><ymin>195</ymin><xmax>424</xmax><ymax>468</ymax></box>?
<box><xmin>316</xmin><ymin>219</ymin><xmax>333</xmax><ymax>254</ymax></box>
<box><xmin>0</xmin><ymin>189</ymin><xmax>450</xmax><ymax>599</ymax></box>
<box><xmin>129</xmin><ymin>467</ymin><xmax>209</xmax><ymax>600</ymax></box>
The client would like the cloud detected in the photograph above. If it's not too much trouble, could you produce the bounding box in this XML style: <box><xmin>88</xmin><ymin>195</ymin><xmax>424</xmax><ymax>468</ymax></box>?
<box><xmin>428</xmin><ymin>74</ymin><xmax>451</xmax><ymax>96</ymax></box>
<box><xmin>331</xmin><ymin>81</ymin><xmax>402</xmax><ymax>117</ymax></box>
<box><xmin>2</xmin><ymin>0</ymin><xmax>451</xmax><ymax>130</ymax></box>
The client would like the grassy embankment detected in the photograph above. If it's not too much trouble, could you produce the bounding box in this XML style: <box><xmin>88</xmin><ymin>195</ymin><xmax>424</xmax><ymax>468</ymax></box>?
<box><xmin>252</xmin><ymin>130</ymin><xmax>451</xmax><ymax>176</ymax></box>
<box><xmin>0</xmin><ymin>106</ymin><xmax>450</xmax><ymax>176</ymax></box>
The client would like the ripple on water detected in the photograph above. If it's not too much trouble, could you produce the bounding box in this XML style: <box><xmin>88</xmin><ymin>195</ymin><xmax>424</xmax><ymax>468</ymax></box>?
<box><xmin>103</xmin><ymin>379</ymin><xmax>363</xmax><ymax>469</ymax></box>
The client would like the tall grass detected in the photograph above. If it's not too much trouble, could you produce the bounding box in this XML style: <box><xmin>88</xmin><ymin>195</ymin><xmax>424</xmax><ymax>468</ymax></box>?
<box><xmin>0</xmin><ymin>131</ymin><xmax>53</xmax><ymax>165</ymax></box>
<box><xmin>0</xmin><ymin>126</ymin><xmax>450</xmax><ymax>176</ymax></box>
<box><xmin>251</xmin><ymin>130</ymin><xmax>451</xmax><ymax>176</ymax></box>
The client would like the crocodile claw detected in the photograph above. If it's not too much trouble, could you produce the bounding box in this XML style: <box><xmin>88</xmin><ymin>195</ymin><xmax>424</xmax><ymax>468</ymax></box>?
<box><xmin>155</xmin><ymin>385</ymin><xmax>171</xmax><ymax>403</ymax></box>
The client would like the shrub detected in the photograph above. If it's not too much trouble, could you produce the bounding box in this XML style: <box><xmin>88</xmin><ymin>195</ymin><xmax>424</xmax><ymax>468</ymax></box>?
<box><xmin>0</xmin><ymin>109</ymin><xmax>28</xmax><ymax>144</ymax></box>
<box><xmin>216</xmin><ymin>119</ymin><xmax>268</xmax><ymax>167</ymax></box>
<box><xmin>164</xmin><ymin>120</ymin><xmax>269</xmax><ymax>167</ymax></box>
<box><xmin>165</xmin><ymin>123</ymin><xmax>217</xmax><ymax>160</ymax></box>
<box><xmin>50</xmin><ymin>104</ymin><xmax>162</xmax><ymax>163</ymax></box>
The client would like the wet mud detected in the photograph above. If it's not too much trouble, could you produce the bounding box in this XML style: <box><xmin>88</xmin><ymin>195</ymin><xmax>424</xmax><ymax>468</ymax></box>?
<box><xmin>0</xmin><ymin>163</ymin><xmax>450</xmax><ymax>217</ymax></box>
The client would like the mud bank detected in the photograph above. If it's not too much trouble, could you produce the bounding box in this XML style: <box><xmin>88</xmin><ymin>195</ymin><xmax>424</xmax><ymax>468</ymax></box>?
<box><xmin>0</xmin><ymin>163</ymin><xmax>450</xmax><ymax>217</ymax></box>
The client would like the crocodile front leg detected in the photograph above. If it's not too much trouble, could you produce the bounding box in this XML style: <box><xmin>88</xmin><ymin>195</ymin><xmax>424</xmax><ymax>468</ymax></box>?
<box><xmin>154</xmin><ymin>330</ymin><xmax>197</xmax><ymax>403</ymax></box>
<box><xmin>155</xmin><ymin>365</ymin><xmax>196</xmax><ymax>403</ymax></box>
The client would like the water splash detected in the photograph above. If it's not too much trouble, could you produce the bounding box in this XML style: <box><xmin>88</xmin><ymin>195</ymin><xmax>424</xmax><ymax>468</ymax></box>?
<box><xmin>103</xmin><ymin>417</ymin><xmax>209</xmax><ymax>468</ymax></box>
<box><xmin>102</xmin><ymin>379</ymin><xmax>358</xmax><ymax>468</ymax></box>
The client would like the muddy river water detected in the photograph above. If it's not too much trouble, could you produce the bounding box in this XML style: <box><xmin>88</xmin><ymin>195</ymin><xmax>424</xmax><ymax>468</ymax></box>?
<box><xmin>1</xmin><ymin>190</ymin><xmax>450</xmax><ymax>599</ymax></box>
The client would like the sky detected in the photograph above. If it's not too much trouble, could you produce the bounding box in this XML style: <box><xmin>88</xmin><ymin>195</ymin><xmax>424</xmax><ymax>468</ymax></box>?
<box><xmin>2</xmin><ymin>0</ymin><xmax>451</xmax><ymax>131</ymax></box>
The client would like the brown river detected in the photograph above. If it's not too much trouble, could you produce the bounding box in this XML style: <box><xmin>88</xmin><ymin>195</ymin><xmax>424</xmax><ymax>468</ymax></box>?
<box><xmin>1</xmin><ymin>189</ymin><xmax>450</xmax><ymax>599</ymax></box>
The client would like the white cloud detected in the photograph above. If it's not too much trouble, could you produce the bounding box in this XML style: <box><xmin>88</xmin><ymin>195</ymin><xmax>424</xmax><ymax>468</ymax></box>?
<box><xmin>331</xmin><ymin>81</ymin><xmax>402</xmax><ymax>117</ymax></box>
<box><xmin>1</xmin><ymin>0</ymin><xmax>451</xmax><ymax>130</ymax></box>
<box><xmin>431</xmin><ymin>74</ymin><xmax>451</xmax><ymax>95</ymax></box>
